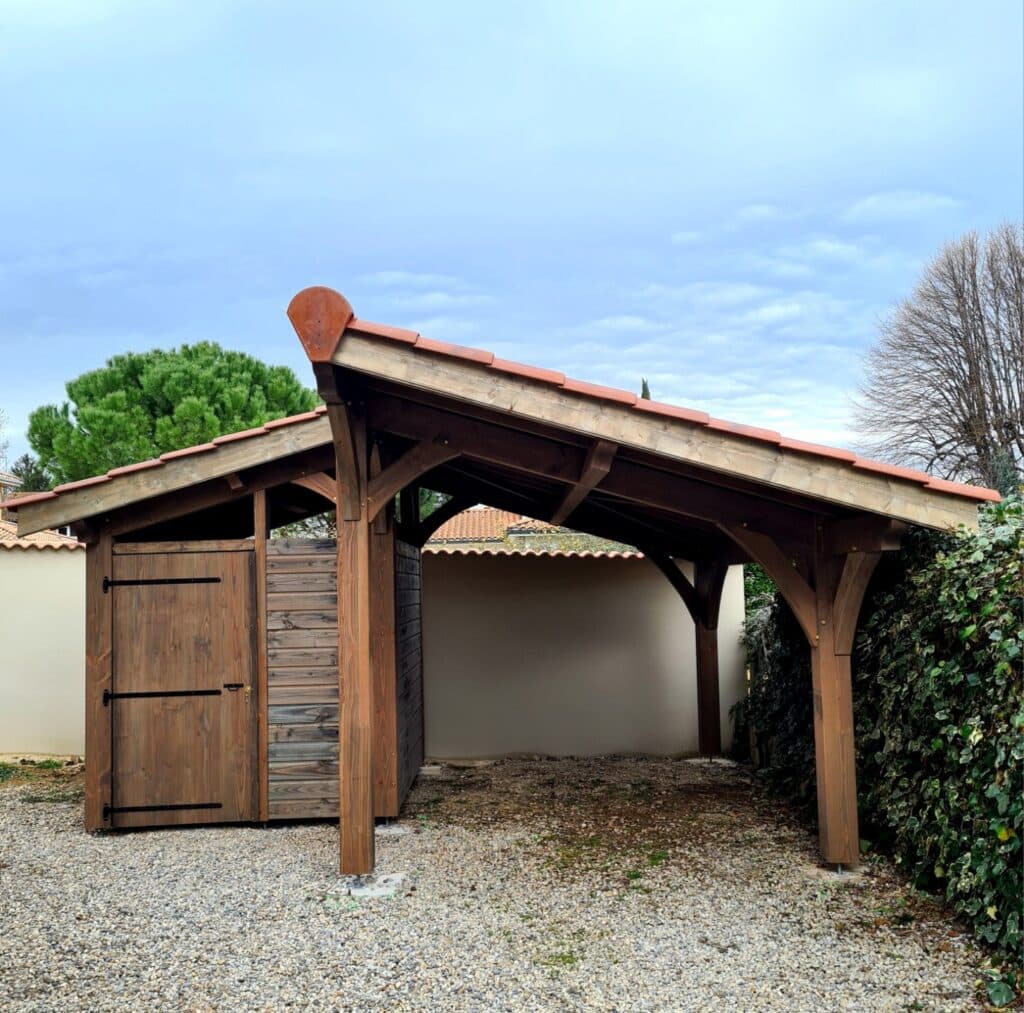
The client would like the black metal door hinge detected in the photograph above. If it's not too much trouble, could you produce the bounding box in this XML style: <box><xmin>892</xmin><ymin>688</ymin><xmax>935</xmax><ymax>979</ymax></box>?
<box><xmin>103</xmin><ymin>688</ymin><xmax>222</xmax><ymax>705</ymax></box>
<box><xmin>102</xmin><ymin>576</ymin><xmax>221</xmax><ymax>593</ymax></box>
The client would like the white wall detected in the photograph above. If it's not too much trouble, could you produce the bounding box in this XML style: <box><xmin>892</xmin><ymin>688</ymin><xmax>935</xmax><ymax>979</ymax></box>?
<box><xmin>0</xmin><ymin>549</ymin><xmax>85</xmax><ymax>755</ymax></box>
<box><xmin>421</xmin><ymin>554</ymin><xmax>746</xmax><ymax>759</ymax></box>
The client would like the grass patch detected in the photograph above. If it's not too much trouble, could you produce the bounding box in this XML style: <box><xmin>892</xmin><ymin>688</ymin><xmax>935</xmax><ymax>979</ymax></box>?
<box><xmin>648</xmin><ymin>849</ymin><xmax>669</xmax><ymax>867</ymax></box>
<box><xmin>0</xmin><ymin>763</ymin><xmax>17</xmax><ymax>783</ymax></box>
<box><xmin>21</xmin><ymin>786</ymin><xmax>84</xmax><ymax>804</ymax></box>
<box><xmin>540</xmin><ymin>950</ymin><xmax>579</xmax><ymax>969</ymax></box>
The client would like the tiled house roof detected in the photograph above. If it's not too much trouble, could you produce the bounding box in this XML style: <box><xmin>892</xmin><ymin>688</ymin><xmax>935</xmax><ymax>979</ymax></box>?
<box><xmin>428</xmin><ymin>508</ymin><xmax>558</xmax><ymax>543</ymax></box>
<box><xmin>0</xmin><ymin>519</ymin><xmax>82</xmax><ymax>551</ymax></box>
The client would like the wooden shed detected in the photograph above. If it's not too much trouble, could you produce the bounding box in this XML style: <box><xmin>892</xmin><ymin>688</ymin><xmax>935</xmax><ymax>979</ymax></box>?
<box><xmin>4</xmin><ymin>285</ymin><xmax>999</xmax><ymax>875</ymax></box>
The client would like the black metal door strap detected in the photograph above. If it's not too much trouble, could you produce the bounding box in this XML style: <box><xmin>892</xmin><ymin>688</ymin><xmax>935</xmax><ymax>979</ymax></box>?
<box><xmin>103</xmin><ymin>689</ymin><xmax>222</xmax><ymax>705</ymax></box>
<box><xmin>103</xmin><ymin>802</ymin><xmax>223</xmax><ymax>820</ymax></box>
<box><xmin>102</xmin><ymin>576</ymin><xmax>221</xmax><ymax>593</ymax></box>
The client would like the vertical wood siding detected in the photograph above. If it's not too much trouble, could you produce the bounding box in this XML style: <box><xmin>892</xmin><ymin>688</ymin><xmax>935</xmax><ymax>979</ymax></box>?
<box><xmin>266</xmin><ymin>538</ymin><xmax>339</xmax><ymax>819</ymax></box>
<box><xmin>395</xmin><ymin>539</ymin><xmax>424</xmax><ymax>803</ymax></box>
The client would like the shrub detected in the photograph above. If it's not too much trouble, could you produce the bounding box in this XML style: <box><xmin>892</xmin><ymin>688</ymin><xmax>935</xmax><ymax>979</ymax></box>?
<box><xmin>737</xmin><ymin>498</ymin><xmax>1023</xmax><ymax>973</ymax></box>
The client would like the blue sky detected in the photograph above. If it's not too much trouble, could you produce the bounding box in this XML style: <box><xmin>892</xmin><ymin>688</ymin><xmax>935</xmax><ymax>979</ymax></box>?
<box><xmin>1</xmin><ymin>0</ymin><xmax>1021</xmax><ymax>461</ymax></box>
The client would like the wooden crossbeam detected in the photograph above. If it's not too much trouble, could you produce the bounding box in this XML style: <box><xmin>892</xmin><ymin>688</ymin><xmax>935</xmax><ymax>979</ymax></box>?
<box><xmin>368</xmin><ymin>394</ymin><xmax>814</xmax><ymax>543</ymax></box>
<box><xmin>550</xmin><ymin>440</ymin><xmax>617</xmax><ymax>525</ymax></box>
<box><xmin>365</xmin><ymin>441</ymin><xmax>459</xmax><ymax>523</ymax></box>
<box><xmin>719</xmin><ymin>522</ymin><xmax>818</xmax><ymax>646</ymax></box>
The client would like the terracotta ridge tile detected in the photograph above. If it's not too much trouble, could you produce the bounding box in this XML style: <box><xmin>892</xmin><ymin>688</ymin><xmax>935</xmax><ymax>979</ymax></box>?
<box><xmin>560</xmin><ymin>377</ymin><xmax>638</xmax><ymax>406</ymax></box>
<box><xmin>52</xmin><ymin>474</ymin><xmax>111</xmax><ymax>493</ymax></box>
<box><xmin>107</xmin><ymin>458</ymin><xmax>164</xmax><ymax>477</ymax></box>
<box><xmin>778</xmin><ymin>436</ymin><xmax>857</xmax><ymax>462</ymax></box>
<box><xmin>414</xmin><ymin>336</ymin><xmax>495</xmax><ymax>365</ymax></box>
<box><xmin>349</xmin><ymin>318</ymin><xmax>419</xmax><ymax>345</ymax></box>
<box><xmin>159</xmin><ymin>443</ymin><xmax>217</xmax><ymax>462</ymax></box>
<box><xmin>490</xmin><ymin>357</ymin><xmax>566</xmax><ymax>386</ymax></box>
<box><xmin>709</xmin><ymin>418</ymin><xmax>784</xmax><ymax>444</ymax></box>
<box><xmin>633</xmin><ymin>400</ymin><xmax>710</xmax><ymax>425</ymax></box>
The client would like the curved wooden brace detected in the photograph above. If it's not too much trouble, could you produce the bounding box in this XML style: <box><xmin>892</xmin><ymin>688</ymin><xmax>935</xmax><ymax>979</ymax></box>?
<box><xmin>833</xmin><ymin>551</ymin><xmax>882</xmax><ymax>655</ymax></box>
<box><xmin>291</xmin><ymin>472</ymin><xmax>338</xmax><ymax>505</ymax></box>
<box><xmin>719</xmin><ymin>522</ymin><xmax>818</xmax><ymax>647</ymax></box>
<box><xmin>550</xmin><ymin>439</ymin><xmax>617</xmax><ymax>525</ymax></box>
<box><xmin>410</xmin><ymin>495</ymin><xmax>475</xmax><ymax>548</ymax></box>
<box><xmin>644</xmin><ymin>552</ymin><xmax>703</xmax><ymax>625</ymax></box>
<box><xmin>365</xmin><ymin>441</ymin><xmax>460</xmax><ymax>523</ymax></box>
<box><xmin>695</xmin><ymin>561</ymin><xmax>728</xmax><ymax>631</ymax></box>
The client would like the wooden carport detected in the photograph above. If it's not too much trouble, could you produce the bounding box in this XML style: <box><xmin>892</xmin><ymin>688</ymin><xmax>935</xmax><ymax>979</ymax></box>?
<box><xmin>5</xmin><ymin>285</ymin><xmax>997</xmax><ymax>877</ymax></box>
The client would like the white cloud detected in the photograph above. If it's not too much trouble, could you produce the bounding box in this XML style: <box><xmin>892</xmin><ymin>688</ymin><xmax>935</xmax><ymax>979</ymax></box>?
<box><xmin>841</xmin><ymin>189</ymin><xmax>960</xmax><ymax>222</ymax></box>
<box><xmin>670</xmin><ymin>229</ymin><xmax>702</xmax><ymax>245</ymax></box>
<box><xmin>391</xmin><ymin>290</ymin><xmax>492</xmax><ymax>311</ymax></box>
<box><xmin>638</xmin><ymin>281</ymin><xmax>774</xmax><ymax>307</ymax></box>
<box><xmin>733</xmin><ymin>203</ymin><xmax>785</xmax><ymax>223</ymax></box>
<box><xmin>358</xmin><ymin>270</ymin><xmax>467</xmax><ymax>289</ymax></box>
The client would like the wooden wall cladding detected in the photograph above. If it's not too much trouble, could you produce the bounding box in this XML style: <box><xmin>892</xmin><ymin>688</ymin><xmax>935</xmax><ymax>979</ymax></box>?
<box><xmin>266</xmin><ymin>539</ymin><xmax>339</xmax><ymax>819</ymax></box>
<box><xmin>395</xmin><ymin>539</ymin><xmax>424</xmax><ymax>804</ymax></box>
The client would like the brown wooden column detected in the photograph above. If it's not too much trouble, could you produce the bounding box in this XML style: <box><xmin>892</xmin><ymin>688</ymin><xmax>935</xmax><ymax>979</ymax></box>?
<box><xmin>694</xmin><ymin>562</ymin><xmax>728</xmax><ymax>756</ymax></box>
<box><xmin>253</xmin><ymin>489</ymin><xmax>270</xmax><ymax>822</ymax></box>
<box><xmin>721</xmin><ymin>521</ymin><xmax>883</xmax><ymax>868</ymax></box>
<box><xmin>330</xmin><ymin>402</ymin><xmax>375</xmax><ymax>875</ymax></box>
<box><xmin>645</xmin><ymin>554</ymin><xmax>728</xmax><ymax>756</ymax></box>
<box><xmin>370</xmin><ymin>451</ymin><xmax>399</xmax><ymax>819</ymax></box>
<box><xmin>84</xmin><ymin>528</ymin><xmax>113</xmax><ymax>831</ymax></box>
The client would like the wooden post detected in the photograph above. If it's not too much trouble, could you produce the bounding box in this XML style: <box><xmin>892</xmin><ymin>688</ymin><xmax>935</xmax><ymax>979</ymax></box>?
<box><xmin>370</xmin><ymin>461</ymin><xmax>399</xmax><ymax>818</ymax></box>
<box><xmin>84</xmin><ymin>528</ymin><xmax>113</xmax><ymax>831</ymax></box>
<box><xmin>810</xmin><ymin>537</ymin><xmax>859</xmax><ymax>867</ymax></box>
<box><xmin>693</xmin><ymin>562</ymin><xmax>727</xmax><ymax>755</ymax></box>
<box><xmin>332</xmin><ymin>403</ymin><xmax>375</xmax><ymax>875</ymax></box>
<box><xmin>720</xmin><ymin>520</ymin><xmax>885</xmax><ymax>869</ymax></box>
<box><xmin>253</xmin><ymin>489</ymin><xmax>270</xmax><ymax>822</ymax></box>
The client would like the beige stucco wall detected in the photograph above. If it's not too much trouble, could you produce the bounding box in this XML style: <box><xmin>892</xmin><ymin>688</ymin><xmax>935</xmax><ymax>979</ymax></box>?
<box><xmin>0</xmin><ymin>550</ymin><xmax>85</xmax><ymax>755</ymax></box>
<box><xmin>421</xmin><ymin>554</ymin><xmax>746</xmax><ymax>759</ymax></box>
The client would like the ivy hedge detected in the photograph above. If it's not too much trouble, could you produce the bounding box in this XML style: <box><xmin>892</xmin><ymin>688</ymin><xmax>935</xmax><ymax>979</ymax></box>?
<box><xmin>735</xmin><ymin>498</ymin><xmax>1023</xmax><ymax>986</ymax></box>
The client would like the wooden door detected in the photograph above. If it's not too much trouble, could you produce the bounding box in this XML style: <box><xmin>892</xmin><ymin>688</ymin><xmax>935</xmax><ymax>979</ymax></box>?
<box><xmin>109</xmin><ymin>548</ymin><xmax>256</xmax><ymax>828</ymax></box>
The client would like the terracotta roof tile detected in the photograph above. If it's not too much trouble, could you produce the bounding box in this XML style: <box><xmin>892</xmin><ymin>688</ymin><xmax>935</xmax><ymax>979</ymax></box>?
<box><xmin>414</xmin><ymin>337</ymin><xmax>495</xmax><ymax>365</ymax></box>
<box><xmin>633</xmin><ymin>400</ymin><xmax>710</xmax><ymax>425</ymax></box>
<box><xmin>349</xmin><ymin>318</ymin><xmax>420</xmax><ymax>345</ymax></box>
<box><xmin>560</xmin><ymin>378</ymin><xmax>638</xmax><ymax>406</ymax></box>
<box><xmin>428</xmin><ymin>507</ymin><xmax>528</xmax><ymax>543</ymax></box>
<box><xmin>779</xmin><ymin>437</ymin><xmax>858</xmax><ymax>462</ymax></box>
<box><xmin>1</xmin><ymin>408</ymin><xmax>329</xmax><ymax>511</ymax></box>
<box><xmin>423</xmin><ymin>546</ymin><xmax>643</xmax><ymax>559</ymax></box>
<box><xmin>709</xmin><ymin>419</ymin><xmax>783</xmax><ymax>444</ymax></box>
<box><xmin>0</xmin><ymin>519</ymin><xmax>82</xmax><ymax>550</ymax></box>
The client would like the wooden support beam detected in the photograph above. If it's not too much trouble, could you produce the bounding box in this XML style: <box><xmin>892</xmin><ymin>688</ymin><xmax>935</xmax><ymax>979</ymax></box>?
<box><xmin>410</xmin><ymin>494</ymin><xmax>473</xmax><ymax>548</ymax></box>
<box><xmin>105</xmin><ymin>446</ymin><xmax>336</xmax><ymax>537</ymax></box>
<box><xmin>368</xmin><ymin>394</ymin><xmax>812</xmax><ymax>543</ymax></box>
<box><xmin>550</xmin><ymin>439</ymin><xmax>616</xmax><ymax>525</ymax></box>
<box><xmin>823</xmin><ymin>515</ymin><xmax>905</xmax><ymax>556</ymax></box>
<box><xmin>329</xmin><ymin>405</ymin><xmax>375</xmax><ymax>874</ymax></box>
<box><xmin>810</xmin><ymin>532</ymin><xmax>862</xmax><ymax>868</ymax></box>
<box><xmin>253</xmin><ymin>489</ymin><xmax>270</xmax><ymax>822</ymax></box>
<box><xmin>327</xmin><ymin>403</ymin><xmax>363</xmax><ymax>521</ymax></box>
<box><xmin>833</xmin><ymin>551</ymin><xmax>882</xmax><ymax>656</ymax></box>
<box><xmin>645</xmin><ymin>554</ymin><xmax>728</xmax><ymax>755</ymax></box>
<box><xmin>338</xmin><ymin>333</ymin><xmax>984</xmax><ymax>531</ymax></box>
<box><xmin>719</xmin><ymin>523</ymin><xmax>818</xmax><ymax>647</ymax></box>
<box><xmin>291</xmin><ymin>471</ymin><xmax>337</xmax><ymax>505</ymax></box>
<box><xmin>370</xmin><ymin>504</ymin><xmax>398</xmax><ymax>817</ymax></box>
<box><xmin>399</xmin><ymin>485</ymin><xmax>419</xmax><ymax>527</ymax></box>
<box><xmin>365</xmin><ymin>440</ymin><xmax>460</xmax><ymax>523</ymax></box>
<box><xmin>693</xmin><ymin>562</ymin><xmax>728</xmax><ymax>756</ymax></box>
<box><xmin>644</xmin><ymin>553</ymin><xmax>703</xmax><ymax>624</ymax></box>
<box><xmin>84</xmin><ymin>528</ymin><xmax>113</xmax><ymax>832</ymax></box>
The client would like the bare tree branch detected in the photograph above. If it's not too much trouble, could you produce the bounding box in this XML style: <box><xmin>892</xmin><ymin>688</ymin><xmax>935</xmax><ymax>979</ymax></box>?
<box><xmin>855</xmin><ymin>223</ymin><xmax>1024</xmax><ymax>493</ymax></box>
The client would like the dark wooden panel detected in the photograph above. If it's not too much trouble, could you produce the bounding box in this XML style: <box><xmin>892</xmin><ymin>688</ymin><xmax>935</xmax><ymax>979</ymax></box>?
<box><xmin>269</xmin><ymin>665</ymin><xmax>337</xmax><ymax>685</ymax></box>
<box><xmin>266</xmin><ymin>553</ymin><xmax>337</xmax><ymax>572</ymax></box>
<box><xmin>267</xmin><ymin>610</ymin><xmax>337</xmax><ymax>630</ymax></box>
<box><xmin>267</xmin><ymin>591</ymin><xmax>337</xmax><ymax>611</ymax></box>
<box><xmin>269</xmin><ymin>798</ymin><xmax>337</xmax><ymax>819</ymax></box>
<box><xmin>394</xmin><ymin>540</ymin><xmax>425</xmax><ymax>807</ymax></box>
<box><xmin>268</xmin><ymin>684</ymin><xmax>337</xmax><ymax>706</ymax></box>
<box><xmin>266</xmin><ymin>570</ymin><xmax>337</xmax><ymax>593</ymax></box>
<box><xmin>269</xmin><ymin>739</ymin><xmax>337</xmax><ymax>761</ymax></box>
<box><xmin>268</xmin><ymin>705</ymin><xmax>339</xmax><ymax>727</ymax></box>
<box><xmin>269</xmin><ymin>759</ymin><xmax>339</xmax><ymax>779</ymax></box>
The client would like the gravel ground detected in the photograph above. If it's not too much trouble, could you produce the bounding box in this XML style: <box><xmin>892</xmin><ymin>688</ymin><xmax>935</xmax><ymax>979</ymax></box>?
<box><xmin>0</xmin><ymin>757</ymin><xmax>985</xmax><ymax>1011</ymax></box>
